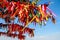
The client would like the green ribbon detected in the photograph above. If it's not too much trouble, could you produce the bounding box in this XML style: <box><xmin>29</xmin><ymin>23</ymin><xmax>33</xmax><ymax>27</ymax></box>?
<box><xmin>29</xmin><ymin>13</ymin><xmax>33</xmax><ymax>18</ymax></box>
<box><xmin>36</xmin><ymin>11</ymin><xmax>40</xmax><ymax>18</ymax></box>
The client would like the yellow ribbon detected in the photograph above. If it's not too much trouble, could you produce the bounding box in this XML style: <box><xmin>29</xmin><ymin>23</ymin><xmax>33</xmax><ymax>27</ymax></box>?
<box><xmin>22</xmin><ymin>16</ymin><xmax>36</xmax><ymax>31</ymax></box>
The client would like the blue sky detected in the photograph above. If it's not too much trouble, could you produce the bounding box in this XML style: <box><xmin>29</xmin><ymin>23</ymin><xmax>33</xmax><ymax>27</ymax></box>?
<box><xmin>0</xmin><ymin>0</ymin><xmax>60</xmax><ymax>40</ymax></box>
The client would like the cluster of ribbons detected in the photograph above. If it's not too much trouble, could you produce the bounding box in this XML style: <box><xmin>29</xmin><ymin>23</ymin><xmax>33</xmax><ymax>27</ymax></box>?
<box><xmin>0</xmin><ymin>23</ymin><xmax>34</xmax><ymax>40</ymax></box>
<box><xmin>0</xmin><ymin>0</ymin><xmax>56</xmax><ymax>26</ymax></box>
<box><xmin>0</xmin><ymin>0</ymin><xmax>56</xmax><ymax>40</ymax></box>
